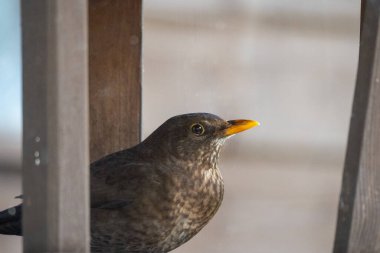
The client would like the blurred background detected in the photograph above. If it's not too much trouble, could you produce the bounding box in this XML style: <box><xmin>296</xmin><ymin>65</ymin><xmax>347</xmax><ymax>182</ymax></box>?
<box><xmin>0</xmin><ymin>0</ymin><xmax>359</xmax><ymax>252</ymax></box>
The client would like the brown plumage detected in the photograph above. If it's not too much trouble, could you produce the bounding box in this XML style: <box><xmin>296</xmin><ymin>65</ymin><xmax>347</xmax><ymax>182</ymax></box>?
<box><xmin>0</xmin><ymin>113</ymin><xmax>259</xmax><ymax>253</ymax></box>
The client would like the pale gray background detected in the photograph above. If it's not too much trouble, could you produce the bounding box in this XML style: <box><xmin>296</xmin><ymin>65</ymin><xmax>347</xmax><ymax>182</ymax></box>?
<box><xmin>0</xmin><ymin>0</ymin><xmax>359</xmax><ymax>252</ymax></box>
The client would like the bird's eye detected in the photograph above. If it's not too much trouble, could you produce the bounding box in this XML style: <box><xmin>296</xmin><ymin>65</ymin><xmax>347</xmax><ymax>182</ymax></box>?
<box><xmin>191</xmin><ymin>123</ymin><xmax>205</xmax><ymax>135</ymax></box>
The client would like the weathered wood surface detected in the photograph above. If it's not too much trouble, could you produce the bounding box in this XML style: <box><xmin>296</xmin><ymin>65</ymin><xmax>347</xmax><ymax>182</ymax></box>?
<box><xmin>22</xmin><ymin>0</ymin><xmax>89</xmax><ymax>252</ymax></box>
<box><xmin>89</xmin><ymin>0</ymin><xmax>142</xmax><ymax>162</ymax></box>
<box><xmin>333</xmin><ymin>0</ymin><xmax>380</xmax><ymax>252</ymax></box>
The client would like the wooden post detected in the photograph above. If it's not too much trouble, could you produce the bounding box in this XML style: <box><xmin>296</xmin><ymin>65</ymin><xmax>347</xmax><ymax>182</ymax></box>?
<box><xmin>333</xmin><ymin>0</ymin><xmax>380</xmax><ymax>252</ymax></box>
<box><xmin>89</xmin><ymin>0</ymin><xmax>142</xmax><ymax>162</ymax></box>
<box><xmin>22</xmin><ymin>0</ymin><xmax>89</xmax><ymax>252</ymax></box>
<box><xmin>360</xmin><ymin>0</ymin><xmax>367</xmax><ymax>37</ymax></box>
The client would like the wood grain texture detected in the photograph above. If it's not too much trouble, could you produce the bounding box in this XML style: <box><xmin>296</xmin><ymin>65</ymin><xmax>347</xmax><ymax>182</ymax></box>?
<box><xmin>333</xmin><ymin>0</ymin><xmax>380</xmax><ymax>252</ymax></box>
<box><xmin>22</xmin><ymin>0</ymin><xmax>89</xmax><ymax>252</ymax></box>
<box><xmin>89</xmin><ymin>0</ymin><xmax>142</xmax><ymax>162</ymax></box>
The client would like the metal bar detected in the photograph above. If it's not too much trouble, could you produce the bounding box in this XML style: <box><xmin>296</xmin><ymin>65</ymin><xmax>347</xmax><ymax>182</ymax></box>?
<box><xmin>22</xmin><ymin>0</ymin><xmax>89</xmax><ymax>251</ymax></box>
<box><xmin>333</xmin><ymin>0</ymin><xmax>380</xmax><ymax>252</ymax></box>
<box><xmin>89</xmin><ymin>0</ymin><xmax>142</xmax><ymax>162</ymax></box>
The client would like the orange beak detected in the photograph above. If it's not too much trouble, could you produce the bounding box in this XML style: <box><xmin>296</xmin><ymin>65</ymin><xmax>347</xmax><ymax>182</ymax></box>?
<box><xmin>224</xmin><ymin>119</ymin><xmax>260</xmax><ymax>136</ymax></box>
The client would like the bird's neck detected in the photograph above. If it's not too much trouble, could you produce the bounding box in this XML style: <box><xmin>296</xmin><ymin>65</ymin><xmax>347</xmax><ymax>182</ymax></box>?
<box><xmin>136</xmin><ymin>137</ymin><xmax>226</xmax><ymax>171</ymax></box>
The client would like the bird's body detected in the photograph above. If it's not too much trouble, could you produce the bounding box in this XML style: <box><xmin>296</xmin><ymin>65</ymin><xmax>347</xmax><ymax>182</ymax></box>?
<box><xmin>0</xmin><ymin>113</ymin><xmax>259</xmax><ymax>253</ymax></box>
<box><xmin>90</xmin><ymin>146</ymin><xmax>224</xmax><ymax>252</ymax></box>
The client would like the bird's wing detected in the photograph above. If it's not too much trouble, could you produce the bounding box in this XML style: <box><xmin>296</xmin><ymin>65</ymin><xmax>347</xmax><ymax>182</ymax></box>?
<box><xmin>0</xmin><ymin>204</ymin><xmax>22</xmax><ymax>236</ymax></box>
<box><xmin>90</xmin><ymin>150</ymin><xmax>152</xmax><ymax>210</ymax></box>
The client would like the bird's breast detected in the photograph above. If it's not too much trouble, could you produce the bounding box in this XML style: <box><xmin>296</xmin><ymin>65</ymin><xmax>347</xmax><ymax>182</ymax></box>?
<box><xmin>160</xmin><ymin>166</ymin><xmax>224</xmax><ymax>251</ymax></box>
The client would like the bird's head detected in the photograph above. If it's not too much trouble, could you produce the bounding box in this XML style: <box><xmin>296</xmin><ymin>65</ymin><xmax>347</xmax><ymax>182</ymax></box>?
<box><xmin>140</xmin><ymin>113</ymin><xmax>259</xmax><ymax>167</ymax></box>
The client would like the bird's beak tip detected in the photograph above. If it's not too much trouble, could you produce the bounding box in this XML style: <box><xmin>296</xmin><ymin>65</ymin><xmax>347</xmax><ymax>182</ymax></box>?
<box><xmin>224</xmin><ymin>119</ymin><xmax>260</xmax><ymax>136</ymax></box>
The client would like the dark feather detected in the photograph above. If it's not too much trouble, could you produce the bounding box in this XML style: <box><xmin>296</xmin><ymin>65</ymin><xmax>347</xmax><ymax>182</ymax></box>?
<box><xmin>0</xmin><ymin>204</ymin><xmax>22</xmax><ymax>235</ymax></box>
<box><xmin>92</xmin><ymin>199</ymin><xmax>132</xmax><ymax>210</ymax></box>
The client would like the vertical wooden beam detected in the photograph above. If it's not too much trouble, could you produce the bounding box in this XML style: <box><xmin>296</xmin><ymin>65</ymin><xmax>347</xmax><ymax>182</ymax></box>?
<box><xmin>361</xmin><ymin>0</ymin><xmax>367</xmax><ymax>37</ymax></box>
<box><xmin>89</xmin><ymin>0</ymin><xmax>142</xmax><ymax>162</ymax></box>
<box><xmin>22</xmin><ymin>0</ymin><xmax>89</xmax><ymax>252</ymax></box>
<box><xmin>333</xmin><ymin>0</ymin><xmax>380</xmax><ymax>252</ymax></box>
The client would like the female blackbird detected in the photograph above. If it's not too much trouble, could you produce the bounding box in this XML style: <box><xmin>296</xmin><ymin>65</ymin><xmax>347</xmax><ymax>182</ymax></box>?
<box><xmin>0</xmin><ymin>113</ymin><xmax>259</xmax><ymax>253</ymax></box>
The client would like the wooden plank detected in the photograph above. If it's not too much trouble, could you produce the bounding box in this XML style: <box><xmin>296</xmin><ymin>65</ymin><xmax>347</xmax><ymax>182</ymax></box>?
<box><xmin>361</xmin><ymin>0</ymin><xmax>367</xmax><ymax>37</ymax></box>
<box><xmin>333</xmin><ymin>0</ymin><xmax>380</xmax><ymax>252</ymax></box>
<box><xmin>89</xmin><ymin>0</ymin><xmax>142</xmax><ymax>162</ymax></box>
<box><xmin>22</xmin><ymin>0</ymin><xmax>89</xmax><ymax>252</ymax></box>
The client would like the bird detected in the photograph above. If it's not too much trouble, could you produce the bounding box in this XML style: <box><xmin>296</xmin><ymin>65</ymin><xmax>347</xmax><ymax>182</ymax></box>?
<box><xmin>0</xmin><ymin>113</ymin><xmax>259</xmax><ymax>253</ymax></box>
